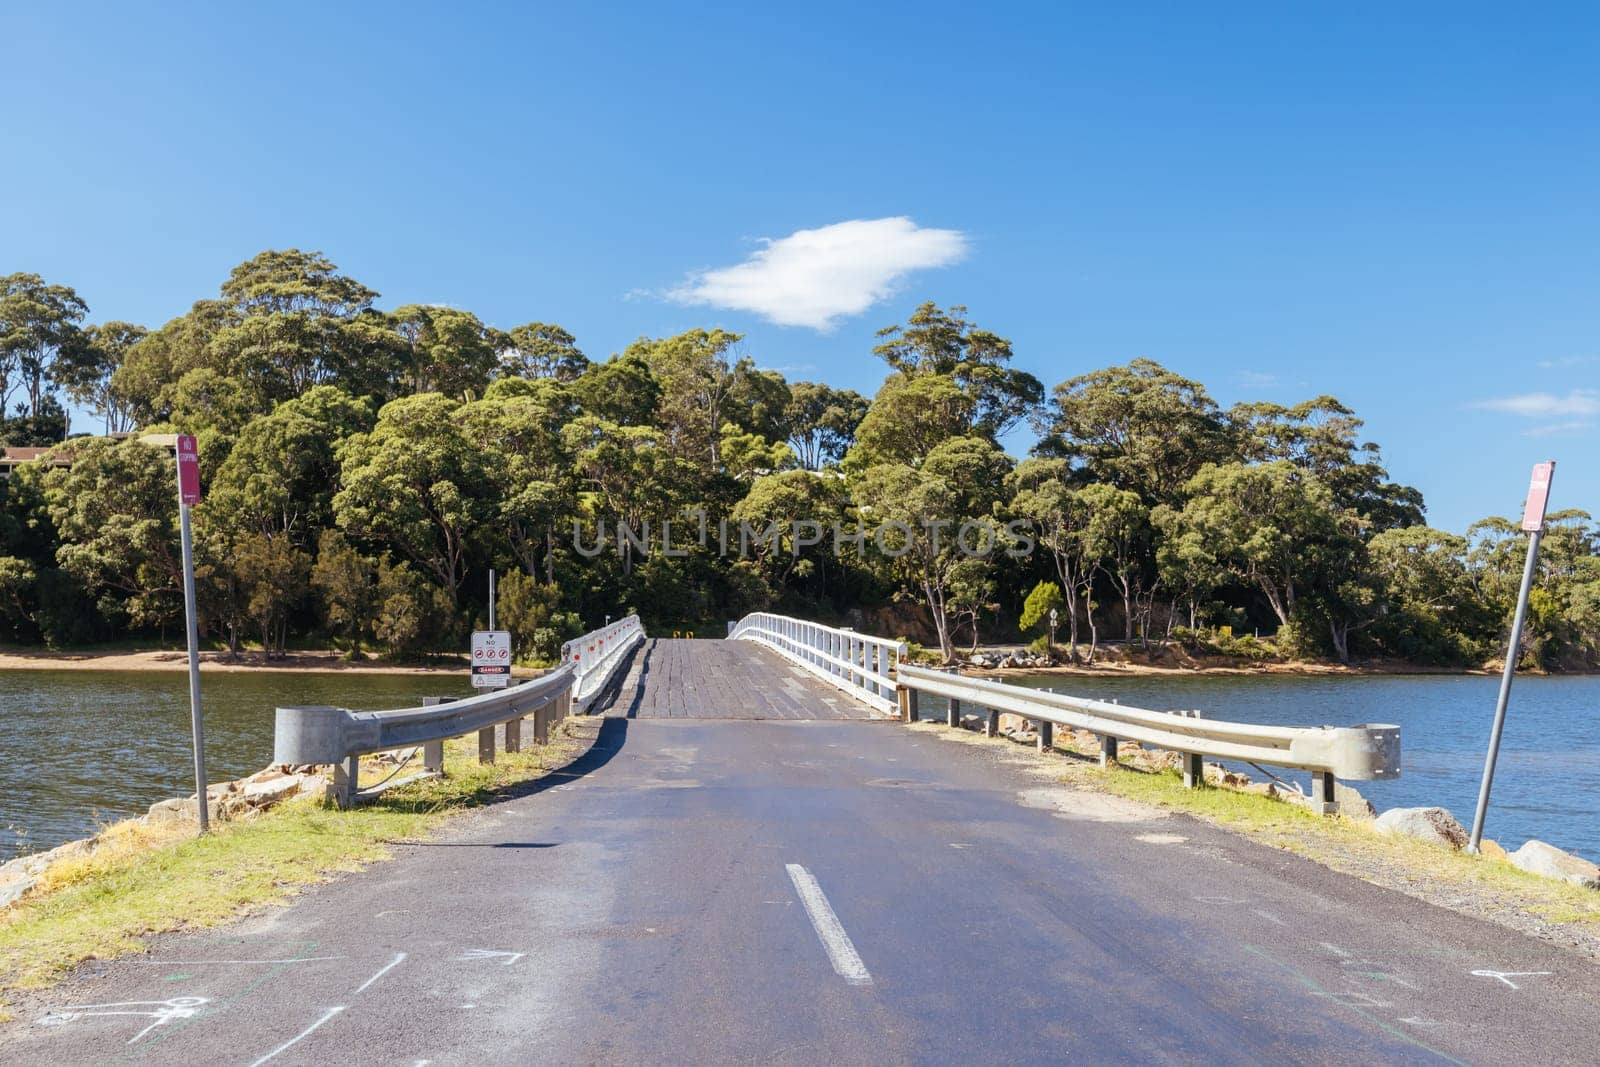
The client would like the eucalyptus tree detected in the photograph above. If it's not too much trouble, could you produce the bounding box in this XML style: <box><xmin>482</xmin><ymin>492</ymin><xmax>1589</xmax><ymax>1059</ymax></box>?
<box><xmin>56</xmin><ymin>321</ymin><xmax>147</xmax><ymax>433</ymax></box>
<box><xmin>459</xmin><ymin>378</ymin><xmax>581</xmax><ymax>583</ymax></box>
<box><xmin>781</xmin><ymin>381</ymin><xmax>869</xmax><ymax>470</ymax></box>
<box><xmin>872</xmin><ymin>302</ymin><xmax>1042</xmax><ymax>438</ymax></box>
<box><xmin>1038</xmin><ymin>359</ymin><xmax>1231</xmax><ymax>505</ymax></box>
<box><xmin>502</xmin><ymin>322</ymin><xmax>589</xmax><ymax>381</ymax></box>
<box><xmin>852</xmin><ymin>436</ymin><xmax>1012</xmax><ymax>661</ymax></box>
<box><xmin>43</xmin><ymin>438</ymin><xmax>183</xmax><ymax>632</ymax></box>
<box><xmin>0</xmin><ymin>272</ymin><xmax>87</xmax><ymax>421</ymax></box>
<box><xmin>334</xmin><ymin>393</ymin><xmax>496</xmax><ymax>608</ymax></box>
<box><xmin>392</xmin><ymin>304</ymin><xmax>505</xmax><ymax>397</ymax></box>
<box><xmin>1006</xmin><ymin>457</ymin><xmax>1093</xmax><ymax>659</ymax></box>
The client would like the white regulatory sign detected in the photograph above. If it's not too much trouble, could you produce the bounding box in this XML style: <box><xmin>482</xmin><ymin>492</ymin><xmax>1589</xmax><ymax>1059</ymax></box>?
<box><xmin>471</xmin><ymin>630</ymin><xmax>513</xmax><ymax>688</ymax></box>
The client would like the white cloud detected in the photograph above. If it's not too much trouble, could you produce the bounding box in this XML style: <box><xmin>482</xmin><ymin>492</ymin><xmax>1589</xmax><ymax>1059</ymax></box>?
<box><xmin>667</xmin><ymin>217</ymin><xmax>968</xmax><ymax>331</ymax></box>
<box><xmin>1476</xmin><ymin>389</ymin><xmax>1600</xmax><ymax>418</ymax></box>
<box><xmin>1536</xmin><ymin>355</ymin><xmax>1599</xmax><ymax>369</ymax></box>
<box><xmin>1523</xmin><ymin>420</ymin><xmax>1595</xmax><ymax>438</ymax></box>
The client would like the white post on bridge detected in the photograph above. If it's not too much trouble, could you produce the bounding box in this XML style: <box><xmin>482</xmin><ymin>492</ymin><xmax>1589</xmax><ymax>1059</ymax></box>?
<box><xmin>175</xmin><ymin>434</ymin><xmax>208</xmax><ymax>834</ymax></box>
<box><xmin>1468</xmin><ymin>460</ymin><xmax>1555</xmax><ymax>853</ymax></box>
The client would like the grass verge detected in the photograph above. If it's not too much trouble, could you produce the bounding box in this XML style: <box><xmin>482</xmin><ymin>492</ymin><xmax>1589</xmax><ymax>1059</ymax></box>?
<box><xmin>0</xmin><ymin>724</ymin><xmax>584</xmax><ymax>1020</ymax></box>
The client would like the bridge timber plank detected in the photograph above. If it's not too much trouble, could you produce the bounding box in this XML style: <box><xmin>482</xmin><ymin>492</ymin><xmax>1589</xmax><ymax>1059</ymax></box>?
<box><xmin>594</xmin><ymin>638</ymin><xmax>873</xmax><ymax>720</ymax></box>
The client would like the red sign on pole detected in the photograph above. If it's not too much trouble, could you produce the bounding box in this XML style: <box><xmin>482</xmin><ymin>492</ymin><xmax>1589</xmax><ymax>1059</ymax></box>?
<box><xmin>1520</xmin><ymin>461</ymin><xmax>1555</xmax><ymax>532</ymax></box>
<box><xmin>176</xmin><ymin>434</ymin><xmax>202</xmax><ymax>506</ymax></box>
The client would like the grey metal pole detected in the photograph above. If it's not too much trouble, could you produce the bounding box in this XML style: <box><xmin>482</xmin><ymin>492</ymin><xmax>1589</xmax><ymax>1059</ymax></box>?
<box><xmin>1467</xmin><ymin>527</ymin><xmax>1543</xmax><ymax>852</ymax></box>
<box><xmin>488</xmin><ymin>568</ymin><xmax>496</xmax><ymax>631</ymax></box>
<box><xmin>178</xmin><ymin>503</ymin><xmax>208</xmax><ymax>833</ymax></box>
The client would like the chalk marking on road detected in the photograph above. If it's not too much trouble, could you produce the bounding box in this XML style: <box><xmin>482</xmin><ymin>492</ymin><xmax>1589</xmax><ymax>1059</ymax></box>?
<box><xmin>786</xmin><ymin>863</ymin><xmax>873</xmax><ymax>987</ymax></box>
<box><xmin>1398</xmin><ymin>1016</ymin><xmax>1443</xmax><ymax>1027</ymax></box>
<box><xmin>1320</xmin><ymin>942</ymin><xmax>1351</xmax><ymax>958</ymax></box>
<box><xmin>1192</xmin><ymin>895</ymin><xmax>1245</xmax><ymax>905</ymax></box>
<box><xmin>1251</xmin><ymin>908</ymin><xmax>1288</xmax><ymax>927</ymax></box>
<box><xmin>1352</xmin><ymin>969</ymin><xmax>1419</xmax><ymax>990</ymax></box>
<box><xmin>247</xmin><ymin>1005</ymin><xmax>347</xmax><ymax>1067</ymax></box>
<box><xmin>949</xmin><ymin>842</ymin><xmax>973</xmax><ymax>849</ymax></box>
<box><xmin>147</xmin><ymin>957</ymin><xmax>342</xmax><ymax>966</ymax></box>
<box><xmin>459</xmin><ymin>948</ymin><xmax>525</xmax><ymax>966</ymax></box>
<box><xmin>355</xmin><ymin>952</ymin><xmax>407</xmax><ymax>994</ymax></box>
<box><xmin>1470</xmin><ymin>969</ymin><xmax>1551</xmax><ymax>990</ymax></box>
<box><xmin>38</xmin><ymin>996</ymin><xmax>209</xmax><ymax>1044</ymax></box>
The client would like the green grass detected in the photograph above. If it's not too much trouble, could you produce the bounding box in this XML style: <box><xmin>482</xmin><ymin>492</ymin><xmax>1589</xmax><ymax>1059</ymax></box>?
<box><xmin>0</xmin><ymin>726</ymin><xmax>583</xmax><ymax>1018</ymax></box>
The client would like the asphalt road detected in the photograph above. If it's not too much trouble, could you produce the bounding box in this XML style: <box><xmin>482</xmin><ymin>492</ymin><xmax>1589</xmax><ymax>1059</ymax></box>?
<box><xmin>6</xmin><ymin>684</ymin><xmax>1600</xmax><ymax>1063</ymax></box>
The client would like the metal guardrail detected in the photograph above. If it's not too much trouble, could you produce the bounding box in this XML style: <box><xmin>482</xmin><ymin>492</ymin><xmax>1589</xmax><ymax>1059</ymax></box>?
<box><xmin>274</xmin><ymin>616</ymin><xmax>644</xmax><ymax>806</ymax></box>
<box><xmin>561</xmin><ymin>615</ymin><xmax>644</xmax><ymax>708</ymax></box>
<box><xmin>895</xmin><ymin>663</ymin><xmax>1400</xmax><ymax>813</ymax></box>
<box><xmin>728</xmin><ymin>612</ymin><xmax>904</xmax><ymax>715</ymax></box>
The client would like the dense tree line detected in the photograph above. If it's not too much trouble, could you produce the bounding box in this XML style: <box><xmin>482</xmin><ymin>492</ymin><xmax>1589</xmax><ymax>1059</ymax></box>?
<box><xmin>1</xmin><ymin>252</ymin><xmax>1595</xmax><ymax>669</ymax></box>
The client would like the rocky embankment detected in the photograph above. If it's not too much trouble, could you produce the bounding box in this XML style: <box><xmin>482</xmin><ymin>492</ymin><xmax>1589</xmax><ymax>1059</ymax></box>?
<box><xmin>0</xmin><ymin>765</ymin><xmax>335</xmax><ymax>909</ymax></box>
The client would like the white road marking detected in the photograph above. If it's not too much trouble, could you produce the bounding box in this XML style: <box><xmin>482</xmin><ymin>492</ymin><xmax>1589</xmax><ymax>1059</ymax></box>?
<box><xmin>786</xmin><ymin>864</ymin><xmax>872</xmax><ymax>987</ymax></box>
<box><xmin>248</xmin><ymin>1005</ymin><xmax>347</xmax><ymax>1066</ymax></box>
<box><xmin>458</xmin><ymin>948</ymin><xmax>525</xmax><ymax>965</ymax></box>
<box><xmin>38</xmin><ymin>996</ymin><xmax>209</xmax><ymax>1044</ymax></box>
<box><xmin>355</xmin><ymin>952</ymin><xmax>407</xmax><ymax>994</ymax></box>
<box><xmin>1471</xmin><ymin>969</ymin><xmax>1551</xmax><ymax>990</ymax></box>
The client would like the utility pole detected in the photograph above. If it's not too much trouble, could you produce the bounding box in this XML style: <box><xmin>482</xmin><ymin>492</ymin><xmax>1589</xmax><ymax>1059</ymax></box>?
<box><xmin>1468</xmin><ymin>461</ymin><xmax>1555</xmax><ymax>853</ymax></box>
<box><xmin>175</xmin><ymin>435</ymin><xmax>208</xmax><ymax>834</ymax></box>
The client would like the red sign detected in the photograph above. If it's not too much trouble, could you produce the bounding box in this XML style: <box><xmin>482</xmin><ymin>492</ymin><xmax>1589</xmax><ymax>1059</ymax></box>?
<box><xmin>176</xmin><ymin>434</ymin><xmax>201</xmax><ymax>506</ymax></box>
<box><xmin>1521</xmin><ymin>461</ymin><xmax>1555</xmax><ymax>532</ymax></box>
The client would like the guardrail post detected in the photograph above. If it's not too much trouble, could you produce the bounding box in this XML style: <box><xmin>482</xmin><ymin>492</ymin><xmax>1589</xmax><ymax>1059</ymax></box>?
<box><xmin>505</xmin><ymin>716</ymin><xmax>521</xmax><ymax>753</ymax></box>
<box><xmin>947</xmin><ymin>697</ymin><xmax>962</xmax><ymax>728</ymax></box>
<box><xmin>534</xmin><ymin>704</ymin><xmax>550</xmax><ymax>744</ymax></box>
<box><xmin>1182</xmin><ymin>752</ymin><xmax>1204</xmax><ymax>788</ymax></box>
<box><xmin>422</xmin><ymin>697</ymin><xmax>448</xmax><ymax>774</ymax></box>
<box><xmin>1313</xmin><ymin>771</ymin><xmax>1338</xmax><ymax>815</ymax></box>
<box><xmin>1037</xmin><ymin>720</ymin><xmax>1053</xmax><ymax>752</ymax></box>
<box><xmin>478</xmin><ymin>726</ymin><xmax>495</xmax><ymax>764</ymax></box>
<box><xmin>1100</xmin><ymin>735</ymin><xmax>1119</xmax><ymax>767</ymax></box>
<box><xmin>332</xmin><ymin>755</ymin><xmax>358</xmax><ymax>809</ymax></box>
<box><xmin>898</xmin><ymin>685</ymin><xmax>919</xmax><ymax>722</ymax></box>
<box><xmin>985</xmin><ymin>708</ymin><xmax>1000</xmax><ymax>737</ymax></box>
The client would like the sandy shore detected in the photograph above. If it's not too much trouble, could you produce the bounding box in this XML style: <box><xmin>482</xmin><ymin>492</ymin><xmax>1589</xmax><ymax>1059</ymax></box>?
<box><xmin>0</xmin><ymin>648</ymin><xmax>532</xmax><ymax>676</ymax></box>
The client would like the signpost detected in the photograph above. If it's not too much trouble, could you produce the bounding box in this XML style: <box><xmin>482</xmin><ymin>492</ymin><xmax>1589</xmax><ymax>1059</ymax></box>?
<box><xmin>175</xmin><ymin>435</ymin><xmax>208</xmax><ymax>833</ymax></box>
<box><xmin>1468</xmin><ymin>461</ymin><xmax>1555</xmax><ymax>853</ymax></box>
<box><xmin>1047</xmin><ymin>607</ymin><xmax>1058</xmax><ymax>657</ymax></box>
<box><xmin>471</xmin><ymin>629</ymin><xmax>513</xmax><ymax>689</ymax></box>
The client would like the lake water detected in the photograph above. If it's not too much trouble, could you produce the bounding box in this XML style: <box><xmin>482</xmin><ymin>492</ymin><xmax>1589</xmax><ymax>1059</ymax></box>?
<box><xmin>2</xmin><ymin>668</ymin><xmax>1597</xmax><ymax>865</ymax></box>
<box><xmin>1005</xmin><ymin>672</ymin><xmax>1600</xmax><ymax>862</ymax></box>
<box><xmin>0</xmin><ymin>670</ymin><xmax>473</xmax><ymax>862</ymax></box>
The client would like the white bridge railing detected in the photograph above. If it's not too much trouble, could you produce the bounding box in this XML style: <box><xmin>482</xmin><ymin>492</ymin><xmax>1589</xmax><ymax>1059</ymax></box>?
<box><xmin>729</xmin><ymin>612</ymin><xmax>903</xmax><ymax>715</ymax></box>
<box><xmin>895</xmin><ymin>663</ymin><xmax>1401</xmax><ymax>812</ymax></box>
<box><xmin>561</xmin><ymin>615</ymin><xmax>645</xmax><ymax>706</ymax></box>
<box><xmin>275</xmin><ymin>615</ymin><xmax>644</xmax><ymax>806</ymax></box>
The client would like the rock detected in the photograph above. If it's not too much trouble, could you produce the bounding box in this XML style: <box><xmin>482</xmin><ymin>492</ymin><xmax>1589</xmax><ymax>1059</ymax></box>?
<box><xmin>1334</xmin><ymin>782</ymin><xmax>1377</xmax><ymax>820</ymax></box>
<box><xmin>146</xmin><ymin>795</ymin><xmax>227</xmax><ymax>825</ymax></box>
<box><xmin>1374</xmin><ymin>806</ymin><xmax>1468</xmax><ymax>850</ymax></box>
<box><xmin>1479</xmin><ymin>838</ymin><xmax>1509</xmax><ymax>861</ymax></box>
<box><xmin>241</xmin><ymin>776</ymin><xmax>302</xmax><ymax>807</ymax></box>
<box><xmin>0</xmin><ymin>873</ymin><xmax>38</xmax><ymax>907</ymax></box>
<box><xmin>998</xmin><ymin>712</ymin><xmax>1032</xmax><ymax>734</ymax></box>
<box><xmin>1508</xmin><ymin>840</ymin><xmax>1600</xmax><ymax>889</ymax></box>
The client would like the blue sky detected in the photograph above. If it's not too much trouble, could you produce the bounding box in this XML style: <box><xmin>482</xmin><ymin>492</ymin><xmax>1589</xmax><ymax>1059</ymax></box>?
<box><xmin>3</xmin><ymin>2</ymin><xmax>1595</xmax><ymax>532</ymax></box>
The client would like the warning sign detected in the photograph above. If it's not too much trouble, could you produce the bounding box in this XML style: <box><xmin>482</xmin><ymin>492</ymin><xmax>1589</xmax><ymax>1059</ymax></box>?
<box><xmin>471</xmin><ymin>630</ymin><xmax>513</xmax><ymax>688</ymax></box>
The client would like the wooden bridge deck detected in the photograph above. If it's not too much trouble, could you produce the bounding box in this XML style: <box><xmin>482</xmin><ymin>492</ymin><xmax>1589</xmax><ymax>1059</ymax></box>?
<box><xmin>593</xmin><ymin>638</ymin><xmax>875</xmax><ymax>719</ymax></box>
